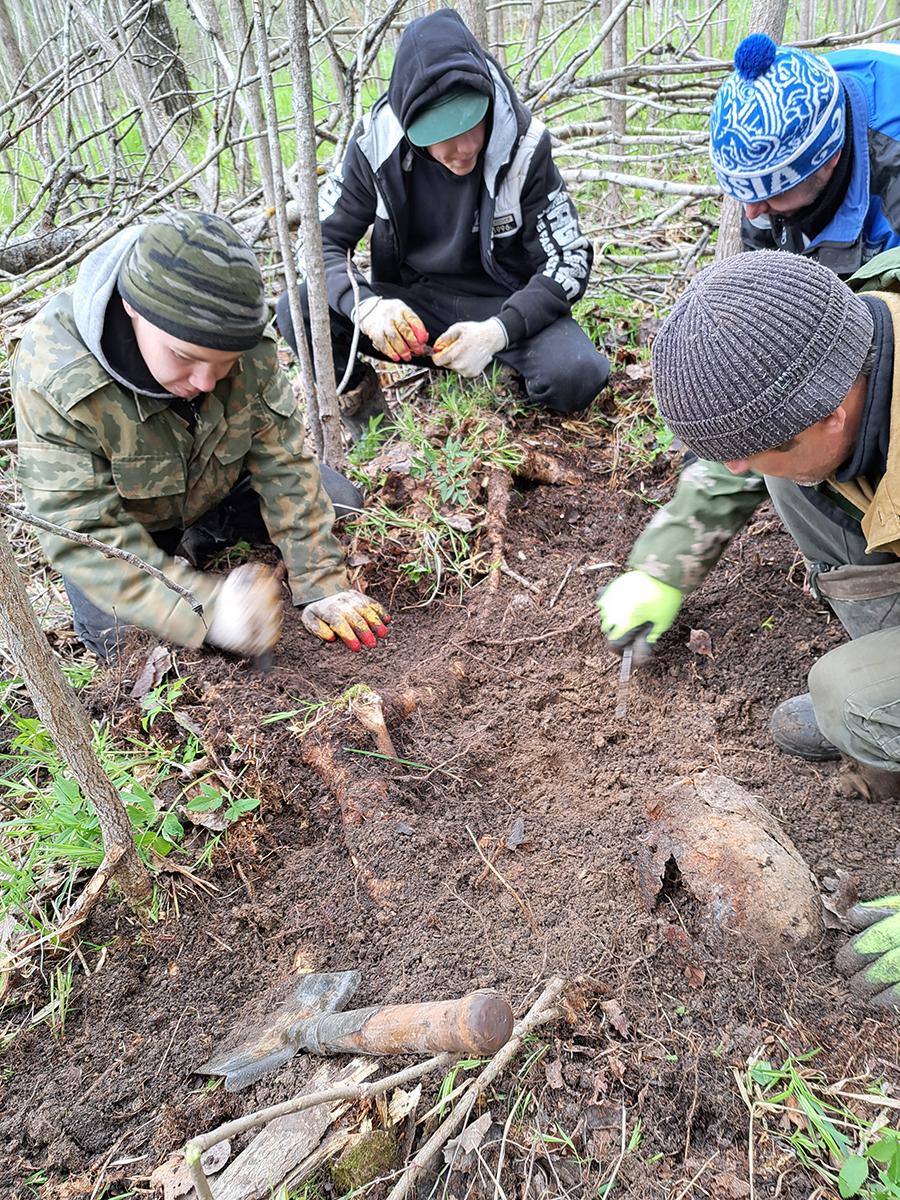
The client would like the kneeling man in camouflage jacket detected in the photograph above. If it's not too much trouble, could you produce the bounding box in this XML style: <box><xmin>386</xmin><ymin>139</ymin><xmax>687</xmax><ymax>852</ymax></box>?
<box><xmin>10</xmin><ymin>211</ymin><xmax>389</xmax><ymax>661</ymax></box>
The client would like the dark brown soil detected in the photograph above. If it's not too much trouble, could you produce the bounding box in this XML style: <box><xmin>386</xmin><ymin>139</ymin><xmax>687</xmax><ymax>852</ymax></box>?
<box><xmin>2</xmin><ymin>399</ymin><xmax>899</xmax><ymax>1200</ymax></box>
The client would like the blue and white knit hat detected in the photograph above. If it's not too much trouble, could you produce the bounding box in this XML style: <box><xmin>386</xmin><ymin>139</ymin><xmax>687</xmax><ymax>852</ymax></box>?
<box><xmin>710</xmin><ymin>33</ymin><xmax>845</xmax><ymax>202</ymax></box>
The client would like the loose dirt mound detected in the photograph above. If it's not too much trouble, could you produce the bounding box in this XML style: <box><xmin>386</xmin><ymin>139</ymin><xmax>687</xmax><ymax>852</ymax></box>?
<box><xmin>2</xmin><ymin>409</ymin><xmax>899</xmax><ymax>1199</ymax></box>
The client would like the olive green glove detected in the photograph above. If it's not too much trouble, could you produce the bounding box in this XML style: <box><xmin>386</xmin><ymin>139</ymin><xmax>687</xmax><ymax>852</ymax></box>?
<box><xmin>597</xmin><ymin>570</ymin><xmax>683</xmax><ymax>659</ymax></box>
<box><xmin>836</xmin><ymin>895</ymin><xmax>900</xmax><ymax>1009</ymax></box>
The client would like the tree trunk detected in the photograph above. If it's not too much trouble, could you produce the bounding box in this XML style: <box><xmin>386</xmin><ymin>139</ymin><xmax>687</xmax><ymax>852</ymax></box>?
<box><xmin>223</xmin><ymin>0</ymin><xmax>276</xmax><ymax>213</ymax></box>
<box><xmin>458</xmin><ymin>0</ymin><xmax>488</xmax><ymax>45</ymax></box>
<box><xmin>714</xmin><ymin>0</ymin><xmax>789</xmax><ymax>261</ymax></box>
<box><xmin>132</xmin><ymin>0</ymin><xmax>193</xmax><ymax>119</ymax></box>
<box><xmin>524</xmin><ymin>0</ymin><xmax>544</xmax><ymax>58</ymax></box>
<box><xmin>0</xmin><ymin>524</ymin><xmax>150</xmax><ymax>904</ymax></box>
<box><xmin>70</xmin><ymin>0</ymin><xmax>213</xmax><ymax>207</ymax></box>
<box><xmin>489</xmin><ymin>1</ymin><xmax>505</xmax><ymax>63</ymax></box>
<box><xmin>607</xmin><ymin>5</ymin><xmax>628</xmax><ymax>218</ymax></box>
<box><xmin>286</xmin><ymin>0</ymin><xmax>343</xmax><ymax>467</ymax></box>
<box><xmin>0</xmin><ymin>0</ymin><xmax>31</xmax><ymax>97</ymax></box>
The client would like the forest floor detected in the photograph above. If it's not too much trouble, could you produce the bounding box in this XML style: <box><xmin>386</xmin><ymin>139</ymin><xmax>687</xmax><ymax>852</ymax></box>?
<box><xmin>1</xmin><ymin>349</ymin><xmax>899</xmax><ymax>1200</ymax></box>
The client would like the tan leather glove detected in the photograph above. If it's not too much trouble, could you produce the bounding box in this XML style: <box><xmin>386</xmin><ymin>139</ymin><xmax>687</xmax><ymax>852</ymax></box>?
<box><xmin>432</xmin><ymin>318</ymin><xmax>507</xmax><ymax>378</ymax></box>
<box><xmin>205</xmin><ymin>564</ymin><xmax>283</xmax><ymax>657</ymax></box>
<box><xmin>356</xmin><ymin>296</ymin><xmax>429</xmax><ymax>361</ymax></box>
<box><xmin>301</xmin><ymin>589</ymin><xmax>389</xmax><ymax>652</ymax></box>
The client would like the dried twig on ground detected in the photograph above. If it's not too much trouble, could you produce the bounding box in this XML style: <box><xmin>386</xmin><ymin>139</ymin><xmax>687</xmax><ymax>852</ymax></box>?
<box><xmin>473</xmin><ymin>607</ymin><xmax>595</xmax><ymax>647</ymax></box>
<box><xmin>483</xmin><ymin>467</ymin><xmax>512</xmax><ymax>599</ymax></box>
<box><xmin>0</xmin><ymin>501</ymin><xmax>204</xmax><ymax>617</ymax></box>
<box><xmin>549</xmin><ymin>564</ymin><xmax>573</xmax><ymax>608</ymax></box>
<box><xmin>465</xmin><ymin>825</ymin><xmax>539</xmax><ymax>934</ymax></box>
<box><xmin>384</xmin><ymin>975</ymin><xmax>569</xmax><ymax>1200</ymax></box>
<box><xmin>498</xmin><ymin>560</ymin><xmax>543</xmax><ymax>594</ymax></box>
<box><xmin>186</xmin><ymin>1054</ymin><xmax>456</xmax><ymax>1200</ymax></box>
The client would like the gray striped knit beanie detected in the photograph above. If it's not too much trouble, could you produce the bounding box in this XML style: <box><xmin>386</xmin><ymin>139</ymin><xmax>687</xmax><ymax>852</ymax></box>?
<box><xmin>651</xmin><ymin>251</ymin><xmax>874</xmax><ymax>462</ymax></box>
<box><xmin>118</xmin><ymin>212</ymin><xmax>267</xmax><ymax>352</ymax></box>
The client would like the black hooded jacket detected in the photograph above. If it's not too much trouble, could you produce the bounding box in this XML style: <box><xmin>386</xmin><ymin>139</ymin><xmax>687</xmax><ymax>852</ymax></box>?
<box><xmin>306</xmin><ymin>8</ymin><xmax>592</xmax><ymax>345</ymax></box>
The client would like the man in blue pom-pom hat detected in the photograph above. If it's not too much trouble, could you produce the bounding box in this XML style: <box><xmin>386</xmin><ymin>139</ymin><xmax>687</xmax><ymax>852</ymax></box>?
<box><xmin>710</xmin><ymin>33</ymin><xmax>900</xmax><ymax>277</ymax></box>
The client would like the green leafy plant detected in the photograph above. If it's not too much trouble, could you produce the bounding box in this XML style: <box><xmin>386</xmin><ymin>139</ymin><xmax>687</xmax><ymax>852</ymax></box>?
<box><xmin>345</xmin><ymin>372</ymin><xmax>524</xmax><ymax>603</ymax></box>
<box><xmin>409</xmin><ymin>435</ymin><xmax>476</xmax><ymax>507</ymax></box>
<box><xmin>736</xmin><ymin>1050</ymin><xmax>900</xmax><ymax>1198</ymax></box>
<box><xmin>617</xmin><ymin>413</ymin><xmax>674</xmax><ymax>467</ymax></box>
<box><xmin>139</xmin><ymin>677</ymin><xmax>188</xmax><ymax>730</ymax></box>
<box><xmin>346</xmin><ymin>413</ymin><xmax>390</xmax><ymax>471</ymax></box>
<box><xmin>838</xmin><ymin>1133</ymin><xmax>900</xmax><ymax>1198</ymax></box>
<box><xmin>435</xmin><ymin>1057</ymin><xmax>485</xmax><ymax>1119</ymax></box>
<box><xmin>0</xmin><ymin>675</ymin><xmax>257</xmax><ymax>941</ymax></box>
<box><xmin>30</xmin><ymin>963</ymin><xmax>74</xmax><ymax>1038</ymax></box>
<box><xmin>184</xmin><ymin>783</ymin><xmax>260</xmax><ymax>824</ymax></box>
<box><xmin>208</xmin><ymin>538</ymin><xmax>254</xmax><ymax>571</ymax></box>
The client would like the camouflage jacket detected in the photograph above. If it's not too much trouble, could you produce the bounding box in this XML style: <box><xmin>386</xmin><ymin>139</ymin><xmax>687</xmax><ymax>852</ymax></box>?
<box><xmin>627</xmin><ymin>458</ymin><xmax>767</xmax><ymax>593</ymax></box>
<box><xmin>11</xmin><ymin>290</ymin><xmax>348</xmax><ymax>647</ymax></box>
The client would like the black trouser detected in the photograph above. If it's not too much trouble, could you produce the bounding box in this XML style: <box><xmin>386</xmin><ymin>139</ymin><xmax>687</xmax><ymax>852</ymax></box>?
<box><xmin>65</xmin><ymin>467</ymin><xmax>360</xmax><ymax>660</ymax></box>
<box><xmin>276</xmin><ymin>280</ymin><xmax>610</xmax><ymax>414</ymax></box>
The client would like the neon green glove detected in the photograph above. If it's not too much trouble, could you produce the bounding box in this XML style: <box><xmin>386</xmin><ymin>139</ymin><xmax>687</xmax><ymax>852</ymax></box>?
<box><xmin>597</xmin><ymin>570</ymin><xmax>683</xmax><ymax>658</ymax></box>
<box><xmin>836</xmin><ymin>895</ymin><xmax>900</xmax><ymax>1009</ymax></box>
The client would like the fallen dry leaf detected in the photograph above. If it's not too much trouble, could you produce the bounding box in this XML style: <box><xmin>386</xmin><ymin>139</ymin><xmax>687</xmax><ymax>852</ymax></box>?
<box><xmin>149</xmin><ymin>1153</ymin><xmax>193</xmax><ymax>1200</ymax></box>
<box><xmin>684</xmin><ymin>964</ymin><xmax>706</xmax><ymax>989</ymax></box>
<box><xmin>623</xmin><ymin>361</ymin><xmax>653</xmax><ymax>381</ymax></box>
<box><xmin>608</xmin><ymin>1055</ymin><xmax>626</xmax><ymax>1082</ymax></box>
<box><xmin>821</xmin><ymin>870</ymin><xmax>859</xmax><ymax>931</ymax></box>
<box><xmin>443</xmin><ymin>1111</ymin><xmax>492</xmax><ymax>1163</ymax></box>
<box><xmin>507</xmin><ymin>816</ymin><xmax>529</xmax><ymax>850</ymax></box>
<box><xmin>688</xmin><ymin>627</ymin><xmax>714</xmax><ymax>658</ymax></box>
<box><xmin>130</xmin><ymin>646</ymin><xmax>173</xmax><ymax>700</ymax></box>
<box><xmin>710</xmin><ymin>1171</ymin><xmax>751</xmax><ymax>1198</ymax></box>
<box><xmin>601</xmin><ymin>999</ymin><xmax>630</xmax><ymax>1038</ymax></box>
<box><xmin>545</xmin><ymin>1058</ymin><xmax>564</xmax><ymax>1090</ymax></box>
<box><xmin>443</xmin><ymin>512</ymin><xmax>475</xmax><ymax>532</ymax></box>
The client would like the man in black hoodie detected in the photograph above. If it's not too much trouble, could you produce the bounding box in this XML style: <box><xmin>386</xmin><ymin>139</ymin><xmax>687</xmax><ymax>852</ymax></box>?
<box><xmin>277</xmin><ymin>8</ymin><xmax>609</xmax><ymax>431</ymax></box>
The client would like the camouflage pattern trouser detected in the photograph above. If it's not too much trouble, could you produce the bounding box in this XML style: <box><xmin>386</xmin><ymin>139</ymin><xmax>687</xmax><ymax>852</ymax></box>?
<box><xmin>767</xmin><ymin>475</ymin><xmax>900</xmax><ymax>770</ymax></box>
<box><xmin>276</xmin><ymin>281</ymin><xmax>610</xmax><ymax>414</ymax></box>
<box><xmin>65</xmin><ymin>466</ymin><xmax>361</xmax><ymax>660</ymax></box>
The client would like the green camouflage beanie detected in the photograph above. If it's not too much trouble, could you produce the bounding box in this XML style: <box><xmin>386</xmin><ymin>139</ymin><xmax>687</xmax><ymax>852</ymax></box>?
<box><xmin>118</xmin><ymin>211</ymin><xmax>267</xmax><ymax>351</ymax></box>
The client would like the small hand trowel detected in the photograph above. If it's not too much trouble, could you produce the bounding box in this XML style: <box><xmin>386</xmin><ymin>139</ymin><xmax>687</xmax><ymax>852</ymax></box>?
<box><xmin>196</xmin><ymin>969</ymin><xmax>514</xmax><ymax>1092</ymax></box>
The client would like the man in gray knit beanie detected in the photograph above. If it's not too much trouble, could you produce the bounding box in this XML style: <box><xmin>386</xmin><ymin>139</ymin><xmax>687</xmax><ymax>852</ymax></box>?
<box><xmin>652</xmin><ymin>251</ymin><xmax>873</xmax><ymax>471</ymax></box>
<box><xmin>599</xmin><ymin>246</ymin><xmax>900</xmax><ymax>1012</ymax></box>
<box><xmin>598</xmin><ymin>248</ymin><xmax>900</xmax><ymax>798</ymax></box>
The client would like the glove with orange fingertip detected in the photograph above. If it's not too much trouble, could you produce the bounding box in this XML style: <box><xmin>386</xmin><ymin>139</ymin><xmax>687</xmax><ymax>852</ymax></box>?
<box><xmin>300</xmin><ymin>589</ymin><xmax>390</xmax><ymax>652</ymax></box>
<box><xmin>355</xmin><ymin>296</ymin><xmax>429</xmax><ymax>363</ymax></box>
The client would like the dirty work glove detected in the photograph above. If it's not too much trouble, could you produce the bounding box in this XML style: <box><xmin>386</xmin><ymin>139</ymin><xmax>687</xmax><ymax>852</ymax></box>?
<box><xmin>432</xmin><ymin>319</ymin><xmax>508</xmax><ymax>378</ymax></box>
<box><xmin>356</xmin><ymin>296</ymin><xmax>429</xmax><ymax>362</ymax></box>
<box><xmin>205</xmin><ymin>563</ymin><xmax>283</xmax><ymax>657</ymax></box>
<box><xmin>301</xmin><ymin>590</ymin><xmax>390</xmax><ymax>653</ymax></box>
<box><xmin>836</xmin><ymin>895</ymin><xmax>900</xmax><ymax>1009</ymax></box>
<box><xmin>597</xmin><ymin>570</ymin><xmax>682</xmax><ymax>660</ymax></box>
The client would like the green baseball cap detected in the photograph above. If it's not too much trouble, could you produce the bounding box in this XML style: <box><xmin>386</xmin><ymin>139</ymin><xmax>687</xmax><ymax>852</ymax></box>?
<box><xmin>406</xmin><ymin>86</ymin><xmax>489</xmax><ymax>147</ymax></box>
